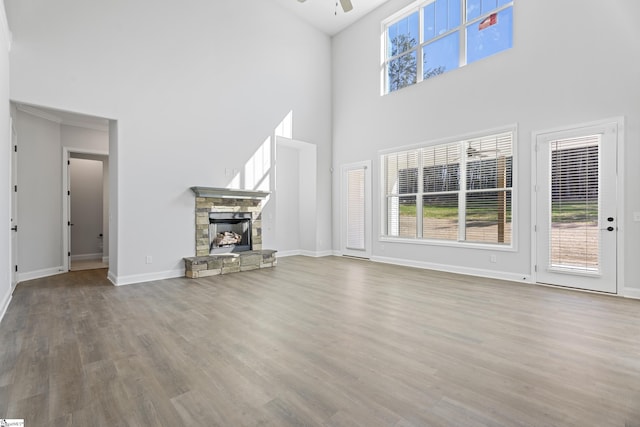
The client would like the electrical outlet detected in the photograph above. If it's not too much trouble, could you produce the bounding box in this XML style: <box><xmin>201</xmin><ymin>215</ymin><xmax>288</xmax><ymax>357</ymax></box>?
<box><xmin>490</xmin><ymin>254</ymin><xmax>497</xmax><ymax>263</ymax></box>
<box><xmin>145</xmin><ymin>255</ymin><xmax>152</xmax><ymax>264</ymax></box>
<box><xmin>633</xmin><ymin>211</ymin><xmax>640</xmax><ymax>222</ymax></box>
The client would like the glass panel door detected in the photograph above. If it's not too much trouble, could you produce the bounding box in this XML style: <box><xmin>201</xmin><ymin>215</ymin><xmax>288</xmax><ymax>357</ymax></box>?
<box><xmin>536</xmin><ymin>123</ymin><xmax>618</xmax><ymax>293</ymax></box>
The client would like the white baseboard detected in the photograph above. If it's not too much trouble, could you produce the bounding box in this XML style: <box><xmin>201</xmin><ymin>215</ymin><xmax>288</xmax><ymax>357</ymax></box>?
<box><xmin>111</xmin><ymin>269</ymin><xmax>185</xmax><ymax>286</ymax></box>
<box><xmin>622</xmin><ymin>288</ymin><xmax>640</xmax><ymax>299</ymax></box>
<box><xmin>107</xmin><ymin>270</ymin><xmax>117</xmax><ymax>286</ymax></box>
<box><xmin>0</xmin><ymin>289</ymin><xmax>12</xmax><ymax>326</ymax></box>
<box><xmin>370</xmin><ymin>255</ymin><xmax>533</xmax><ymax>284</ymax></box>
<box><xmin>278</xmin><ymin>250</ymin><xmax>334</xmax><ymax>258</ymax></box>
<box><xmin>276</xmin><ymin>250</ymin><xmax>302</xmax><ymax>258</ymax></box>
<box><xmin>18</xmin><ymin>266</ymin><xmax>66</xmax><ymax>282</ymax></box>
<box><xmin>70</xmin><ymin>253</ymin><xmax>103</xmax><ymax>261</ymax></box>
<box><xmin>102</xmin><ymin>256</ymin><xmax>110</xmax><ymax>263</ymax></box>
<box><xmin>299</xmin><ymin>250</ymin><xmax>334</xmax><ymax>258</ymax></box>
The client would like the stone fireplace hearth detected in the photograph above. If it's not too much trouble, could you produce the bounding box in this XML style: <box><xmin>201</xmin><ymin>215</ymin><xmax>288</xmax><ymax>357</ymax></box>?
<box><xmin>184</xmin><ymin>187</ymin><xmax>277</xmax><ymax>278</ymax></box>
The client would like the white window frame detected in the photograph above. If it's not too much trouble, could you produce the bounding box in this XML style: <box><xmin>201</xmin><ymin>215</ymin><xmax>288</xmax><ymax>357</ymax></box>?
<box><xmin>381</xmin><ymin>0</ymin><xmax>514</xmax><ymax>94</ymax></box>
<box><xmin>379</xmin><ymin>125</ymin><xmax>518</xmax><ymax>251</ymax></box>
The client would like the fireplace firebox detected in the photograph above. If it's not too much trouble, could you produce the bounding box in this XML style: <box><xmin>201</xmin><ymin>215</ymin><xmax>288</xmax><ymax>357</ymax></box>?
<box><xmin>209</xmin><ymin>212</ymin><xmax>252</xmax><ymax>254</ymax></box>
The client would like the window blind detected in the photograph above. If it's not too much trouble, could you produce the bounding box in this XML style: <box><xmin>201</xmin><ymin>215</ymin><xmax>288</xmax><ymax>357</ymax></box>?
<box><xmin>464</xmin><ymin>132</ymin><xmax>513</xmax><ymax>244</ymax></box>
<box><xmin>346</xmin><ymin>168</ymin><xmax>366</xmax><ymax>250</ymax></box>
<box><xmin>382</xmin><ymin>129</ymin><xmax>514</xmax><ymax>245</ymax></box>
<box><xmin>549</xmin><ymin>135</ymin><xmax>600</xmax><ymax>271</ymax></box>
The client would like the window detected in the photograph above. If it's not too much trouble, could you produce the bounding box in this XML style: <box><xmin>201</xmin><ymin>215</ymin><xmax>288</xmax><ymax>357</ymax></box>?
<box><xmin>382</xmin><ymin>129</ymin><xmax>514</xmax><ymax>245</ymax></box>
<box><xmin>383</xmin><ymin>0</ymin><xmax>514</xmax><ymax>93</ymax></box>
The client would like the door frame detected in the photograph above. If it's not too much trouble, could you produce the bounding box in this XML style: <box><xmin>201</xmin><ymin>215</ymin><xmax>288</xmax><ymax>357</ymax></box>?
<box><xmin>62</xmin><ymin>146</ymin><xmax>109</xmax><ymax>272</ymax></box>
<box><xmin>10</xmin><ymin>116</ymin><xmax>18</xmax><ymax>291</ymax></box>
<box><xmin>531</xmin><ymin>117</ymin><xmax>625</xmax><ymax>294</ymax></box>
<box><xmin>340</xmin><ymin>160</ymin><xmax>372</xmax><ymax>258</ymax></box>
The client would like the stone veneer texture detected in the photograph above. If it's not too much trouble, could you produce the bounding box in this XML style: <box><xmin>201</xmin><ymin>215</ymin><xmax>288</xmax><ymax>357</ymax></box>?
<box><xmin>195</xmin><ymin>196</ymin><xmax>263</xmax><ymax>257</ymax></box>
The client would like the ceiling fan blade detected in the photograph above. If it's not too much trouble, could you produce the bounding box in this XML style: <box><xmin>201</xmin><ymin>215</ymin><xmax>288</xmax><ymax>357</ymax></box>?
<box><xmin>340</xmin><ymin>0</ymin><xmax>353</xmax><ymax>12</ymax></box>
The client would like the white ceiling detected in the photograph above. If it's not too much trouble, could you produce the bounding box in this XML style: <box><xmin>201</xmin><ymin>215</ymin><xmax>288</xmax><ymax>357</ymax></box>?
<box><xmin>270</xmin><ymin>0</ymin><xmax>390</xmax><ymax>36</ymax></box>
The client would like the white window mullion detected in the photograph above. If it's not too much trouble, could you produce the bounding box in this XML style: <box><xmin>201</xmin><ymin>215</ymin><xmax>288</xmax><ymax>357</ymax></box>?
<box><xmin>416</xmin><ymin>149</ymin><xmax>424</xmax><ymax>237</ymax></box>
<box><xmin>460</xmin><ymin>0</ymin><xmax>467</xmax><ymax>67</ymax></box>
<box><xmin>417</xmin><ymin>5</ymin><xmax>424</xmax><ymax>84</ymax></box>
<box><xmin>458</xmin><ymin>141</ymin><xmax>467</xmax><ymax>241</ymax></box>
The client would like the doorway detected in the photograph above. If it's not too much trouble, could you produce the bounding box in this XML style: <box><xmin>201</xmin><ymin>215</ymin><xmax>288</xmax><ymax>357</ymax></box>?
<box><xmin>63</xmin><ymin>148</ymin><xmax>109</xmax><ymax>271</ymax></box>
<box><xmin>274</xmin><ymin>137</ymin><xmax>317</xmax><ymax>255</ymax></box>
<box><xmin>534</xmin><ymin>119</ymin><xmax>621</xmax><ymax>293</ymax></box>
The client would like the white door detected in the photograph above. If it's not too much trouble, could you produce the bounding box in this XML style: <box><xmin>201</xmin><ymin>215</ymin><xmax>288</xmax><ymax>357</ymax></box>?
<box><xmin>10</xmin><ymin>118</ymin><xmax>18</xmax><ymax>290</ymax></box>
<box><xmin>535</xmin><ymin>121</ymin><xmax>619</xmax><ymax>293</ymax></box>
<box><xmin>341</xmin><ymin>161</ymin><xmax>371</xmax><ymax>258</ymax></box>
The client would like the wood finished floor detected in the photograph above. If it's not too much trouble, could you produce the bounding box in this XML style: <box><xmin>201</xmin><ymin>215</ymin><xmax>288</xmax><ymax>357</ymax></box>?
<box><xmin>1</xmin><ymin>256</ymin><xmax>639</xmax><ymax>426</ymax></box>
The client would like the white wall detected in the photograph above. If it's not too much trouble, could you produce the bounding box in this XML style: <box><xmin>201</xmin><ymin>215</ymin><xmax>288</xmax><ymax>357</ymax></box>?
<box><xmin>5</xmin><ymin>0</ymin><xmax>333</xmax><ymax>284</ymax></box>
<box><xmin>15</xmin><ymin>111</ymin><xmax>62</xmax><ymax>275</ymax></box>
<box><xmin>332</xmin><ymin>1</ymin><xmax>640</xmax><ymax>291</ymax></box>
<box><xmin>61</xmin><ymin>124</ymin><xmax>108</xmax><ymax>152</ymax></box>
<box><xmin>69</xmin><ymin>157</ymin><xmax>103</xmax><ymax>259</ymax></box>
<box><xmin>275</xmin><ymin>143</ymin><xmax>301</xmax><ymax>254</ymax></box>
<box><xmin>0</xmin><ymin>1</ymin><xmax>12</xmax><ymax>320</ymax></box>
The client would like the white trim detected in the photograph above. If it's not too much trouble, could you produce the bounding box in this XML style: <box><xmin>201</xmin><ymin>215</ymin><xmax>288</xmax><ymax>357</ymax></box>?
<box><xmin>341</xmin><ymin>160</ymin><xmax>372</xmax><ymax>259</ymax></box>
<box><xmin>275</xmin><ymin>250</ymin><xmax>332</xmax><ymax>258</ymax></box>
<box><xmin>371</xmin><ymin>255</ymin><xmax>533</xmax><ymax>283</ymax></box>
<box><xmin>102</xmin><ymin>256</ymin><xmax>110</xmax><ymax>263</ymax></box>
<box><xmin>107</xmin><ymin>270</ymin><xmax>118</xmax><ymax>285</ymax></box>
<box><xmin>70</xmin><ymin>253</ymin><xmax>103</xmax><ymax>261</ymax></box>
<box><xmin>276</xmin><ymin>250</ymin><xmax>303</xmax><ymax>258</ymax></box>
<box><xmin>381</xmin><ymin>0</ymin><xmax>513</xmax><ymax>94</ymax></box>
<box><xmin>378</xmin><ymin>235</ymin><xmax>517</xmax><ymax>252</ymax></box>
<box><xmin>531</xmin><ymin>117</ymin><xmax>625</xmax><ymax>295</ymax></box>
<box><xmin>0</xmin><ymin>1</ymin><xmax>12</xmax><ymax>51</ymax></box>
<box><xmin>16</xmin><ymin>104</ymin><xmax>109</xmax><ymax>132</ymax></box>
<box><xmin>62</xmin><ymin>146</ymin><xmax>109</xmax><ymax>272</ymax></box>
<box><xmin>623</xmin><ymin>288</ymin><xmax>640</xmax><ymax>300</ymax></box>
<box><xmin>379</xmin><ymin>124</ymin><xmax>517</xmax><ymax>249</ymax></box>
<box><xmin>18</xmin><ymin>266</ymin><xmax>65</xmax><ymax>282</ymax></box>
<box><xmin>60</xmin><ymin>118</ymin><xmax>109</xmax><ymax>133</ymax></box>
<box><xmin>17</xmin><ymin>104</ymin><xmax>63</xmax><ymax>124</ymax></box>
<box><xmin>378</xmin><ymin>124</ymin><xmax>518</xmax><ymax>156</ymax></box>
<box><xmin>298</xmin><ymin>250</ymin><xmax>334</xmax><ymax>258</ymax></box>
<box><xmin>110</xmin><ymin>269</ymin><xmax>184</xmax><ymax>286</ymax></box>
<box><xmin>615</xmin><ymin>118</ymin><xmax>626</xmax><ymax>297</ymax></box>
<box><xmin>0</xmin><ymin>293</ymin><xmax>11</xmax><ymax>326</ymax></box>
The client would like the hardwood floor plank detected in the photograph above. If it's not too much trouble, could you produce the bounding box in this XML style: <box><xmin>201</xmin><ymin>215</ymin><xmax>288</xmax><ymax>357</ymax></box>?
<box><xmin>1</xmin><ymin>258</ymin><xmax>639</xmax><ymax>426</ymax></box>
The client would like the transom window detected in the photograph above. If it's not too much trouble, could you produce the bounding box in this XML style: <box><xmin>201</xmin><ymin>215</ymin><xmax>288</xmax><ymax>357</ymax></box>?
<box><xmin>381</xmin><ymin>129</ymin><xmax>514</xmax><ymax>246</ymax></box>
<box><xmin>383</xmin><ymin>0</ymin><xmax>514</xmax><ymax>93</ymax></box>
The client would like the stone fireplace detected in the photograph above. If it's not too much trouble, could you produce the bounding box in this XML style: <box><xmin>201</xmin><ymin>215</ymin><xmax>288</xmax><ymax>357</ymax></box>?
<box><xmin>184</xmin><ymin>187</ymin><xmax>277</xmax><ymax>278</ymax></box>
<box><xmin>192</xmin><ymin>186</ymin><xmax>268</xmax><ymax>257</ymax></box>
